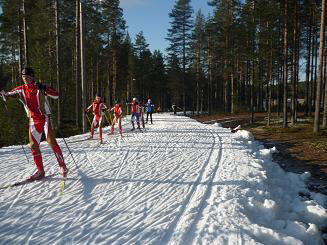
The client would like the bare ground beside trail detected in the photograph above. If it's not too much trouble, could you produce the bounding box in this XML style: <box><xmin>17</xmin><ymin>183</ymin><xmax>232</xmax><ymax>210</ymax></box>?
<box><xmin>192</xmin><ymin>112</ymin><xmax>327</xmax><ymax>196</ymax></box>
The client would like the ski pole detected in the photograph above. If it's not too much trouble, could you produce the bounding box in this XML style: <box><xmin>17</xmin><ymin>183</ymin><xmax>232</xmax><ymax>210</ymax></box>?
<box><xmin>85</xmin><ymin>112</ymin><xmax>92</xmax><ymax>127</ymax></box>
<box><xmin>108</xmin><ymin>111</ymin><xmax>113</xmax><ymax>124</ymax></box>
<box><xmin>104</xmin><ymin>111</ymin><xmax>111</xmax><ymax>125</ymax></box>
<box><xmin>0</xmin><ymin>89</ymin><xmax>30</xmax><ymax>165</ymax></box>
<box><xmin>0</xmin><ymin>92</ymin><xmax>8</xmax><ymax>111</ymax></box>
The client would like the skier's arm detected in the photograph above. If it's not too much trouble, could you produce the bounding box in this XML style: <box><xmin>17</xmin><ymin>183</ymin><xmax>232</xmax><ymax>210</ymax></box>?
<box><xmin>102</xmin><ymin>103</ymin><xmax>109</xmax><ymax>111</ymax></box>
<box><xmin>85</xmin><ymin>104</ymin><xmax>93</xmax><ymax>113</ymax></box>
<box><xmin>1</xmin><ymin>87</ymin><xmax>22</xmax><ymax>99</ymax></box>
<box><xmin>44</xmin><ymin>85</ymin><xmax>59</xmax><ymax>99</ymax></box>
<box><xmin>35</xmin><ymin>82</ymin><xmax>59</xmax><ymax>99</ymax></box>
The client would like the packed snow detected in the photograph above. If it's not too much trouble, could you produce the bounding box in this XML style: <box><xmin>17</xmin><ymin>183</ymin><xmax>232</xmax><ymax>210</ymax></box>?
<box><xmin>0</xmin><ymin>113</ymin><xmax>326</xmax><ymax>245</ymax></box>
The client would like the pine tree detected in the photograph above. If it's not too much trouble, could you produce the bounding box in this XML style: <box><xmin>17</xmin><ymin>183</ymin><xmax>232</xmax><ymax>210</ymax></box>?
<box><xmin>102</xmin><ymin>0</ymin><xmax>126</xmax><ymax>103</ymax></box>
<box><xmin>191</xmin><ymin>10</ymin><xmax>206</xmax><ymax>115</ymax></box>
<box><xmin>314</xmin><ymin>0</ymin><xmax>326</xmax><ymax>133</ymax></box>
<box><xmin>166</xmin><ymin>0</ymin><xmax>193</xmax><ymax>115</ymax></box>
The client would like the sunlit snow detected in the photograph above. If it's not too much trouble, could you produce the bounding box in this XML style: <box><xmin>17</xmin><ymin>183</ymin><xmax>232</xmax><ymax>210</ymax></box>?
<box><xmin>0</xmin><ymin>113</ymin><xmax>326</xmax><ymax>244</ymax></box>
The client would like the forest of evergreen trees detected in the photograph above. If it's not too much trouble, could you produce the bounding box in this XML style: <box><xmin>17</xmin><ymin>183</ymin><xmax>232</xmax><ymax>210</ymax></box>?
<box><xmin>0</xmin><ymin>0</ymin><xmax>326</xmax><ymax>147</ymax></box>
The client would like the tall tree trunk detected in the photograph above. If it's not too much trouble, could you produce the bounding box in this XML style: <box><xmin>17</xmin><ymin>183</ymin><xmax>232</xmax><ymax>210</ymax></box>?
<box><xmin>267</xmin><ymin>37</ymin><xmax>273</xmax><ymax>126</ymax></box>
<box><xmin>11</xmin><ymin>43</ymin><xmax>15</xmax><ymax>86</ymax></box>
<box><xmin>250</xmin><ymin>0</ymin><xmax>255</xmax><ymax>124</ymax></box>
<box><xmin>112</xmin><ymin>46</ymin><xmax>117</xmax><ymax>105</ymax></box>
<box><xmin>283</xmin><ymin>0</ymin><xmax>288</xmax><ymax>128</ymax></box>
<box><xmin>80</xmin><ymin>2</ymin><xmax>86</xmax><ymax>133</ymax></box>
<box><xmin>18</xmin><ymin>7</ymin><xmax>23</xmax><ymax>78</ymax></box>
<box><xmin>107</xmin><ymin>62</ymin><xmax>111</xmax><ymax>108</ymax></box>
<box><xmin>22</xmin><ymin>0</ymin><xmax>29</xmax><ymax>66</ymax></box>
<box><xmin>208</xmin><ymin>33</ymin><xmax>213</xmax><ymax>114</ymax></box>
<box><xmin>196</xmin><ymin>46</ymin><xmax>200</xmax><ymax>115</ymax></box>
<box><xmin>323</xmin><ymin>48</ymin><xmax>327</xmax><ymax>127</ymax></box>
<box><xmin>183</xmin><ymin>25</ymin><xmax>186</xmax><ymax>116</ymax></box>
<box><xmin>309</xmin><ymin>24</ymin><xmax>316</xmax><ymax>116</ymax></box>
<box><xmin>314</xmin><ymin>0</ymin><xmax>325</xmax><ymax>133</ymax></box>
<box><xmin>231</xmin><ymin>57</ymin><xmax>235</xmax><ymax>114</ymax></box>
<box><xmin>224</xmin><ymin>33</ymin><xmax>229</xmax><ymax>113</ymax></box>
<box><xmin>313</xmin><ymin>31</ymin><xmax>319</xmax><ymax>116</ymax></box>
<box><xmin>75</xmin><ymin>0</ymin><xmax>80</xmax><ymax>127</ymax></box>
<box><xmin>55</xmin><ymin>0</ymin><xmax>61</xmax><ymax>128</ymax></box>
<box><xmin>305</xmin><ymin>14</ymin><xmax>312</xmax><ymax>117</ymax></box>
<box><xmin>291</xmin><ymin>0</ymin><xmax>298</xmax><ymax>125</ymax></box>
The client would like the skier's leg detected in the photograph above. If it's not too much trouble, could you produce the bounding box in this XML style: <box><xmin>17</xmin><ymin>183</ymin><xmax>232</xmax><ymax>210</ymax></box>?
<box><xmin>136</xmin><ymin>113</ymin><xmax>140</xmax><ymax>129</ymax></box>
<box><xmin>118</xmin><ymin>118</ymin><xmax>122</xmax><ymax>135</ymax></box>
<box><xmin>45</xmin><ymin>116</ymin><xmax>66</xmax><ymax>169</ymax></box>
<box><xmin>28</xmin><ymin>118</ymin><xmax>45</xmax><ymax>178</ymax></box>
<box><xmin>90</xmin><ymin>115</ymin><xmax>96</xmax><ymax>138</ymax></box>
<box><xmin>99</xmin><ymin>117</ymin><xmax>103</xmax><ymax>143</ymax></box>
<box><xmin>111</xmin><ymin>117</ymin><xmax>116</xmax><ymax>134</ymax></box>
<box><xmin>131</xmin><ymin>113</ymin><xmax>135</xmax><ymax>129</ymax></box>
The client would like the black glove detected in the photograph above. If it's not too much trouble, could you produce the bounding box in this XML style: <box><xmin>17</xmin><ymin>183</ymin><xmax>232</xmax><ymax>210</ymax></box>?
<box><xmin>35</xmin><ymin>82</ymin><xmax>47</xmax><ymax>91</ymax></box>
<box><xmin>84</xmin><ymin>109</ymin><xmax>88</xmax><ymax>114</ymax></box>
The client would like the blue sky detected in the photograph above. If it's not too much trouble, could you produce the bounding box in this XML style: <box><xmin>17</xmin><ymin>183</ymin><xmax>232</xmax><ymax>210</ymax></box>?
<box><xmin>121</xmin><ymin>0</ymin><xmax>213</xmax><ymax>54</ymax></box>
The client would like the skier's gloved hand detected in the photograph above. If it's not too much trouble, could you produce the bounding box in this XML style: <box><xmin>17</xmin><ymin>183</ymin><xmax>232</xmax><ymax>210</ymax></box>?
<box><xmin>0</xmin><ymin>90</ymin><xmax>6</xmax><ymax>98</ymax></box>
<box><xmin>35</xmin><ymin>82</ymin><xmax>47</xmax><ymax>91</ymax></box>
<box><xmin>84</xmin><ymin>109</ymin><xmax>88</xmax><ymax>114</ymax></box>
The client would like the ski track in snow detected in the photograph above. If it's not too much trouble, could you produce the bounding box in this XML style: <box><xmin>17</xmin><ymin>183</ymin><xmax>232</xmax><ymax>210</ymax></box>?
<box><xmin>0</xmin><ymin>113</ymin><xmax>326</xmax><ymax>245</ymax></box>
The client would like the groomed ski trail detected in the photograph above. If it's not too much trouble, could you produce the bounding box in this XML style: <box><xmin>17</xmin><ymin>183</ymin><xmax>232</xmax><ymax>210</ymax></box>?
<box><xmin>2</xmin><ymin>113</ymin><xmax>324</xmax><ymax>244</ymax></box>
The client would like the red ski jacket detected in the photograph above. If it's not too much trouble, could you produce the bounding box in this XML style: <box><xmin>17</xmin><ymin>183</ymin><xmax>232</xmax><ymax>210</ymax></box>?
<box><xmin>5</xmin><ymin>82</ymin><xmax>58</xmax><ymax>119</ymax></box>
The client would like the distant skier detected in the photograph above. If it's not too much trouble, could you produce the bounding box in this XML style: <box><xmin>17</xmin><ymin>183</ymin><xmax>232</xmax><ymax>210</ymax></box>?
<box><xmin>145</xmin><ymin>98</ymin><xmax>154</xmax><ymax>124</ymax></box>
<box><xmin>172</xmin><ymin>103</ymin><xmax>177</xmax><ymax>115</ymax></box>
<box><xmin>172</xmin><ymin>103</ymin><xmax>181</xmax><ymax>115</ymax></box>
<box><xmin>128</xmin><ymin>97</ymin><xmax>141</xmax><ymax>130</ymax></box>
<box><xmin>0</xmin><ymin>67</ymin><xmax>68</xmax><ymax>180</ymax></box>
<box><xmin>108</xmin><ymin>99</ymin><xmax>123</xmax><ymax>136</ymax></box>
<box><xmin>85</xmin><ymin>94</ymin><xmax>108</xmax><ymax>144</ymax></box>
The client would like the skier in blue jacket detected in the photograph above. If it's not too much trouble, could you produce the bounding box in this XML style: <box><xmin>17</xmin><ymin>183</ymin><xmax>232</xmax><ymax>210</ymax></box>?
<box><xmin>145</xmin><ymin>98</ymin><xmax>154</xmax><ymax>124</ymax></box>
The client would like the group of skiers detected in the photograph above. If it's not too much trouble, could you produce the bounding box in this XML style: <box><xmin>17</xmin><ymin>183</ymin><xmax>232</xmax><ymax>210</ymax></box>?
<box><xmin>85</xmin><ymin>95</ymin><xmax>155</xmax><ymax>143</ymax></box>
<box><xmin>0</xmin><ymin>67</ymin><xmax>155</xmax><ymax>182</ymax></box>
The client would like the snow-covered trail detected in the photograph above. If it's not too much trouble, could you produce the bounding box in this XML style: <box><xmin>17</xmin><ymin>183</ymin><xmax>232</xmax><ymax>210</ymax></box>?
<box><xmin>0</xmin><ymin>114</ymin><xmax>326</xmax><ymax>245</ymax></box>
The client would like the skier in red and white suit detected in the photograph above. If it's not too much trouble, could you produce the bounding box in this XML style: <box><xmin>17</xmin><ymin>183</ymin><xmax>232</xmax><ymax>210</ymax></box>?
<box><xmin>0</xmin><ymin>67</ymin><xmax>68</xmax><ymax>181</ymax></box>
<box><xmin>127</xmin><ymin>97</ymin><xmax>141</xmax><ymax>130</ymax></box>
<box><xmin>85</xmin><ymin>94</ymin><xmax>108</xmax><ymax>143</ymax></box>
<box><xmin>108</xmin><ymin>100</ymin><xmax>123</xmax><ymax>136</ymax></box>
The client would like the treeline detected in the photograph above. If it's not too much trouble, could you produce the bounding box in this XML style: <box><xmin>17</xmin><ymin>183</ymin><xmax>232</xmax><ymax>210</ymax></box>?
<box><xmin>0</xmin><ymin>0</ymin><xmax>326</xmax><ymax>147</ymax></box>
<box><xmin>166</xmin><ymin>0</ymin><xmax>327</xmax><ymax>133</ymax></box>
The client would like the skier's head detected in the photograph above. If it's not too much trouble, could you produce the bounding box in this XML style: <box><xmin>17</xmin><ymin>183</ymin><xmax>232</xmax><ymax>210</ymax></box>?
<box><xmin>114</xmin><ymin>98</ymin><xmax>119</xmax><ymax>104</ymax></box>
<box><xmin>133</xmin><ymin>97</ymin><xmax>137</xmax><ymax>102</ymax></box>
<box><xmin>21</xmin><ymin>67</ymin><xmax>35</xmax><ymax>84</ymax></box>
<box><xmin>148</xmin><ymin>99</ymin><xmax>151</xmax><ymax>103</ymax></box>
<box><xmin>95</xmin><ymin>94</ymin><xmax>101</xmax><ymax>102</ymax></box>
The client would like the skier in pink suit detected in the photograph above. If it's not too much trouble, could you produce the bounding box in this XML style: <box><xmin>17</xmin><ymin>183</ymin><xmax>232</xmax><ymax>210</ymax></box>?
<box><xmin>85</xmin><ymin>94</ymin><xmax>108</xmax><ymax>144</ymax></box>
<box><xmin>109</xmin><ymin>100</ymin><xmax>123</xmax><ymax>136</ymax></box>
<box><xmin>0</xmin><ymin>67</ymin><xmax>68</xmax><ymax>181</ymax></box>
